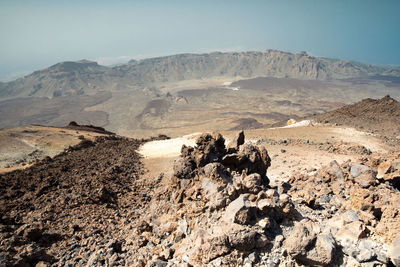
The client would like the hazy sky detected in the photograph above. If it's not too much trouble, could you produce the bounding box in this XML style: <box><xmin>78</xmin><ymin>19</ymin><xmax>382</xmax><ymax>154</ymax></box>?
<box><xmin>0</xmin><ymin>0</ymin><xmax>399</xmax><ymax>81</ymax></box>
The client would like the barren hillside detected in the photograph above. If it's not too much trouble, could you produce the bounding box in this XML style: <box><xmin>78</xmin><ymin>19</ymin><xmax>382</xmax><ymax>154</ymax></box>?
<box><xmin>1</xmin><ymin>50</ymin><xmax>396</xmax><ymax>99</ymax></box>
<box><xmin>1</xmin><ymin>97</ymin><xmax>399</xmax><ymax>266</ymax></box>
<box><xmin>312</xmin><ymin>95</ymin><xmax>400</xmax><ymax>144</ymax></box>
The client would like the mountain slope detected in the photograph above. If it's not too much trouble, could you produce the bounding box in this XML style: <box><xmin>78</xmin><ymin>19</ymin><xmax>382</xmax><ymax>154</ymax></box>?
<box><xmin>0</xmin><ymin>60</ymin><xmax>112</xmax><ymax>98</ymax></box>
<box><xmin>115</xmin><ymin>50</ymin><xmax>389</xmax><ymax>85</ymax></box>
<box><xmin>312</xmin><ymin>95</ymin><xmax>400</xmax><ymax>139</ymax></box>
<box><xmin>0</xmin><ymin>50</ymin><xmax>396</xmax><ymax>99</ymax></box>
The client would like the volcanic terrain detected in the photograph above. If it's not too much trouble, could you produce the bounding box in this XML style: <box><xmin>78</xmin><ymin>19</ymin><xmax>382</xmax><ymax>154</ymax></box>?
<box><xmin>1</xmin><ymin>50</ymin><xmax>400</xmax><ymax>137</ymax></box>
<box><xmin>1</xmin><ymin>96</ymin><xmax>400</xmax><ymax>266</ymax></box>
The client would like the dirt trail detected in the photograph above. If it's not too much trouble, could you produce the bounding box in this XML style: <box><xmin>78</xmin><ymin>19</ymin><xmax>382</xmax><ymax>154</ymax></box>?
<box><xmin>139</xmin><ymin>133</ymin><xmax>200</xmax><ymax>158</ymax></box>
<box><xmin>140</xmin><ymin>125</ymin><xmax>389</xmax><ymax>185</ymax></box>
<box><xmin>328</xmin><ymin>127</ymin><xmax>387</xmax><ymax>153</ymax></box>
<box><xmin>240</xmin><ymin>125</ymin><xmax>388</xmax><ymax>182</ymax></box>
<box><xmin>312</xmin><ymin>95</ymin><xmax>400</xmax><ymax>144</ymax></box>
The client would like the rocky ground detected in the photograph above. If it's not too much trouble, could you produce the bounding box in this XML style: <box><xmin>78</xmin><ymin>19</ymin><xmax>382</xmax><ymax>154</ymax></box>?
<box><xmin>1</xmin><ymin>96</ymin><xmax>400</xmax><ymax>266</ymax></box>
<box><xmin>0</xmin><ymin>136</ymin><xmax>148</xmax><ymax>266</ymax></box>
<box><xmin>312</xmin><ymin>95</ymin><xmax>400</xmax><ymax>146</ymax></box>
<box><xmin>1</xmin><ymin>130</ymin><xmax>399</xmax><ymax>266</ymax></box>
<box><xmin>133</xmin><ymin>132</ymin><xmax>400</xmax><ymax>266</ymax></box>
<box><xmin>0</xmin><ymin>122</ymin><xmax>114</xmax><ymax>173</ymax></box>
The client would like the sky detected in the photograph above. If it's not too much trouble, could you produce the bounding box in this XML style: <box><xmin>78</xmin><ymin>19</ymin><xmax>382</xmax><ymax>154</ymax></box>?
<box><xmin>0</xmin><ymin>0</ymin><xmax>399</xmax><ymax>81</ymax></box>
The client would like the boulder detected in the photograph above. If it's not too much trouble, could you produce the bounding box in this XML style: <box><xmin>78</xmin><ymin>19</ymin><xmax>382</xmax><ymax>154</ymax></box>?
<box><xmin>284</xmin><ymin>220</ymin><xmax>318</xmax><ymax>258</ymax></box>
<box><xmin>227</xmin><ymin>131</ymin><xmax>245</xmax><ymax>151</ymax></box>
<box><xmin>222</xmin><ymin>194</ymin><xmax>252</xmax><ymax>224</ymax></box>
<box><xmin>377</xmin><ymin>161</ymin><xmax>392</xmax><ymax>179</ymax></box>
<box><xmin>231</xmin><ymin>173</ymin><xmax>264</xmax><ymax>195</ymax></box>
<box><xmin>222</xmin><ymin>144</ymin><xmax>270</xmax><ymax>184</ymax></box>
<box><xmin>348</xmin><ymin>163</ymin><xmax>377</xmax><ymax>188</ymax></box>
<box><xmin>173</xmin><ymin>157</ymin><xmax>195</xmax><ymax>179</ymax></box>
<box><xmin>350</xmin><ymin>164</ymin><xmax>370</xmax><ymax>178</ymax></box>
<box><xmin>242</xmin><ymin>173</ymin><xmax>263</xmax><ymax>191</ymax></box>
<box><xmin>203</xmin><ymin>163</ymin><xmax>231</xmax><ymax>184</ymax></box>
<box><xmin>256</xmin><ymin>190</ymin><xmax>295</xmax><ymax>222</ymax></box>
<box><xmin>377</xmin><ymin>161</ymin><xmax>400</xmax><ymax>188</ymax></box>
<box><xmin>234</xmin><ymin>206</ymin><xmax>258</xmax><ymax>225</ymax></box>
<box><xmin>356</xmin><ymin>248</ymin><xmax>376</xmax><ymax>263</ymax></box>
<box><xmin>336</xmin><ymin>221</ymin><xmax>366</xmax><ymax>244</ymax></box>
<box><xmin>174</xmin><ymin>132</ymin><xmax>271</xmax><ymax>187</ymax></box>
<box><xmin>284</xmin><ymin>220</ymin><xmax>336</xmax><ymax>266</ymax></box>
<box><xmin>355</xmin><ymin>170</ymin><xmax>377</xmax><ymax>188</ymax></box>
<box><xmin>327</xmin><ymin>160</ymin><xmax>344</xmax><ymax>181</ymax></box>
<box><xmin>195</xmin><ymin>133</ymin><xmax>226</xmax><ymax>154</ymax></box>
<box><xmin>227</xmin><ymin>227</ymin><xmax>259</xmax><ymax>251</ymax></box>
<box><xmin>307</xmin><ymin>235</ymin><xmax>336</xmax><ymax>266</ymax></box>
<box><xmin>194</xmin><ymin>133</ymin><xmax>226</xmax><ymax>167</ymax></box>
<box><xmin>388</xmin><ymin>234</ymin><xmax>400</xmax><ymax>266</ymax></box>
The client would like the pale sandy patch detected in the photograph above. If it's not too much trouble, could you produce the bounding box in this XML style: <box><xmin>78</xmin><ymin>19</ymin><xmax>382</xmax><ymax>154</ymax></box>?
<box><xmin>328</xmin><ymin>127</ymin><xmax>387</xmax><ymax>153</ymax></box>
<box><xmin>139</xmin><ymin>133</ymin><xmax>201</xmax><ymax>158</ymax></box>
<box><xmin>20</xmin><ymin>138</ymin><xmax>37</xmax><ymax>148</ymax></box>
<box><xmin>281</xmin><ymin>120</ymin><xmax>312</xmax><ymax>128</ymax></box>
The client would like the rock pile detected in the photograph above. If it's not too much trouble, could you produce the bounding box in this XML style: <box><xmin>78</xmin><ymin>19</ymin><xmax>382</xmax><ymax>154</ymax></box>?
<box><xmin>1</xmin><ymin>131</ymin><xmax>399</xmax><ymax>266</ymax></box>
<box><xmin>125</xmin><ymin>132</ymin><xmax>334</xmax><ymax>266</ymax></box>
<box><xmin>126</xmin><ymin>132</ymin><xmax>400</xmax><ymax>266</ymax></box>
<box><xmin>288</xmin><ymin>156</ymin><xmax>400</xmax><ymax>266</ymax></box>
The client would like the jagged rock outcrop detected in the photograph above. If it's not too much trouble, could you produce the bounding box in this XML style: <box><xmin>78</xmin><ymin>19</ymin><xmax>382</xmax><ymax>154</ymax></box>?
<box><xmin>173</xmin><ymin>132</ymin><xmax>271</xmax><ymax>183</ymax></box>
<box><xmin>128</xmin><ymin>132</ymin><xmax>303</xmax><ymax>266</ymax></box>
<box><xmin>125</xmin><ymin>133</ymin><xmax>400</xmax><ymax>266</ymax></box>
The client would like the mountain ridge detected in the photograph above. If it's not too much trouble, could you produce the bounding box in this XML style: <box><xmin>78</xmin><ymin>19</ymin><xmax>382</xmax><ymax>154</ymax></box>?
<box><xmin>1</xmin><ymin>49</ymin><xmax>400</xmax><ymax>135</ymax></box>
<box><xmin>1</xmin><ymin>49</ymin><xmax>398</xmax><ymax>99</ymax></box>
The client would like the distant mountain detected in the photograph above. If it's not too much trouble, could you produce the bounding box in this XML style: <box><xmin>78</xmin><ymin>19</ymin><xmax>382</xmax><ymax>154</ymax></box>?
<box><xmin>0</xmin><ymin>60</ymin><xmax>112</xmax><ymax>98</ymax></box>
<box><xmin>0</xmin><ymin>50</ymin><xmax>398</xmax><ymax>99</ymax></box>
<box><xmin>1</xmin><ymin>50</ymin><xmax>400</xmax><ymax>135</ymax></box>
<box><xmin>115</xmin><ymin>50</ymin><xmax>391</xmax><ymax>83</ymax></box>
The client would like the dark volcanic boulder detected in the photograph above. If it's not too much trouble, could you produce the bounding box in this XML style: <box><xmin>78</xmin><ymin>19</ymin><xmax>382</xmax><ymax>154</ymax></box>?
<box><xmin>222</xmin><ymin>144</ymin><xmax>270</xmax><ymax>185</ymax></box>
<box><xmin>194</xmin><ymin>133</ymin><xmax>226</xmax><ymax>167</ymax></box>
<box><xmin>173</xmin><ymin>132</ymin><xmax>271</xmax><ymax>186</ymax></box>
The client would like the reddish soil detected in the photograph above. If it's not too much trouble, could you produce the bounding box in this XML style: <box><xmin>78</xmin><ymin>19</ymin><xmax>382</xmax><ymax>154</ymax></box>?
<box><xmin>0</xmin><ymin>136</ymin><xmax>156</xmax><ymax>266</ymax></box>
<box><xmin>311</xmin><ymin>95</ymin><xmax>400</xmax><ymax>148</ymax></box>
<box><xmin>1</xmin><ymin>95</ymin><xmax>400</xmax><ymax>266</ymax></box>
<box><xmin>312</xmin><ymin>95</ymin><xmax>400</xmax><ymax>137</ymax></box>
